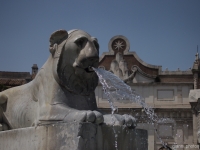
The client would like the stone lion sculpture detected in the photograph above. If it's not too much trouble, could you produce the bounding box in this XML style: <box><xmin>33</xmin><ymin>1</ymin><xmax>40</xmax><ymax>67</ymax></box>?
<box><xmin>0</xmin><ymin>29</ymin><xmax>136</xmax><ymax>130</ymax></box>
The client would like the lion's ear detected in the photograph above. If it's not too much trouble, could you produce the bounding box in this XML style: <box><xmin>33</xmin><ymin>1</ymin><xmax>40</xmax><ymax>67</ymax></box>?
<box><xmin>49</xmin><ymin>30</ymin><xmax>68</xmax><ymax>54</ymax></box>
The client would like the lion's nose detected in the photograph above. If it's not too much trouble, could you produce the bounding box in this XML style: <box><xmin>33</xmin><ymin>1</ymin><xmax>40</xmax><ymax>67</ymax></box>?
<box><xmin>83</xmin><ymin>56</ymin><xmax>99</xmax><ymax>68</ymax></box>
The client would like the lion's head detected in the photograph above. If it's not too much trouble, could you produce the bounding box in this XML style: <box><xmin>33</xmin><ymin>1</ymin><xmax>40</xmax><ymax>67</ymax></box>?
<box><xmin>49</xmin><ymin>29</ymin><xmax>99</xmax><ymax>96</ymax></box>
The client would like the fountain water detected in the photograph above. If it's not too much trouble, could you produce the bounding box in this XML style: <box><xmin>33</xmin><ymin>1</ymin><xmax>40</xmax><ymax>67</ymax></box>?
<box><xmin>93</xmin><ymin>67</ymin><xmax>175</xmax><ymax>149</ymax></box>
<box><xmin>93</xmin><ymin>68</ymin><xmax>156</xmax><ymax>118</ymax></box>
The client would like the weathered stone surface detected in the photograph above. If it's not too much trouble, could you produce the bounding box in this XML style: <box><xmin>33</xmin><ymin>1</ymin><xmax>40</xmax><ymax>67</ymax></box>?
<box><xmin>101</xmin><ymin>124</ymin><xmax>147</xmax><ymax>150</ymax></box>
<box><xmin>0</xmin><ymin>122</ymin><xmax>147</xmax><ymax>150</ymax></box>
<box><xmin>0</xmin><ymin>126</ymin><xmax>47</xmax><ymax>150</ymax></box>
<box><xmin>46</xmin><ymin>122</ymin><xmax>98</xmax><ymax>150</ymax></box>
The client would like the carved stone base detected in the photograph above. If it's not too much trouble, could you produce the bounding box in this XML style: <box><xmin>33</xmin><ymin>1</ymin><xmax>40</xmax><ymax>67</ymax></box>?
<box><xmin>0</xmin><ymin>122</ymin><xmax>147</xmax><ymax>150</ymax></box>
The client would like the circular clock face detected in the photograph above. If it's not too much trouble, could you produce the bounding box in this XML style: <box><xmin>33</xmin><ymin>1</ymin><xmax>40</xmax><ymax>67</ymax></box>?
<box><xmin>111</xmin><ymin>38</ymin><xmax>126</xmax><ymax>51</ymax></box>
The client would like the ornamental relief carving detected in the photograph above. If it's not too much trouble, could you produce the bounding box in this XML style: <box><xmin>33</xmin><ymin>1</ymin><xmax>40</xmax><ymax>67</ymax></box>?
<box><xmin>109</xmin><ymin>52</ymin><xmax>137</xmax><ymax>83</ymax></box>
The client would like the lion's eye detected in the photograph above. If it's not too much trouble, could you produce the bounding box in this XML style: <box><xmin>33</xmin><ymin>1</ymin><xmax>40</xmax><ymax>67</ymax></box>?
<box><xmin>75</xmin><ymin>37</ymin><xmax>88</xmax><ymax>49</ymax></box>
<box><xmin>93</xmin><ymin>40</ymin><xmax>99</xmax><ymax>51</ymax></box>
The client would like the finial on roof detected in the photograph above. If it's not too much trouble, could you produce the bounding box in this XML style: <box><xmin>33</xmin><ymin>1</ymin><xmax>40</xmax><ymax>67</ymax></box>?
<box><xmin>192</xmin><ymin>46</ymin><xmax>200</xmax><ymax>71</ymax></box>
<box><xmin>32</xmin><ymin>64</ymin><xmax>38</xmax><ymax>78</ymax></box>
<box><xmin>195</xmin><ymin>45</ymin><xmax>199</xmax><ymax>63</ymax></box>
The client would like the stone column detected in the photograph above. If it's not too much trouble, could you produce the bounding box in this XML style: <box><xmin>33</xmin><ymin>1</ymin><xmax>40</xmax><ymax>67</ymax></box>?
<box><xmin>194</xmin><ymin>73</ymin><xmax>198</xmax><ymax>90</ymax></box>
<box><xmin>193</xmin><ymin>114</ymin><xmax>198</xmax><ymax>144</ymax></box>
<box><xmin>197</xmin><ymin>115</ymin><xmax>200</xmax><ymax>144</ymax></box>
<box><xmin>194</xmin><ymin>72</ymin><xmax>200</xmax><ymax>144</ymax></box>
<box><xmin>189</xmin><ymin>89</ymin><xmax>200</xmax><ymax>145</ymax></box>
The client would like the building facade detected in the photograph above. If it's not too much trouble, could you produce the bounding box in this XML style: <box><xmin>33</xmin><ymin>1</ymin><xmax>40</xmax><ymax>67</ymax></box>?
<box><xmin>0</xmin><ymin>64</ymin><xmax>38</xmax><ymax>92</ymax></box>
<box><xmin>95</xmin><ymin>35</ymin><xmax>198</xmax><ymax>150</ymax></box>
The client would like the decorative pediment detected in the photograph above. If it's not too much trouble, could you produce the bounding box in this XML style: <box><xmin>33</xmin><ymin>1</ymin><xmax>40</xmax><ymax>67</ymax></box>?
<box><xmin>99</xmin><ymin>35</ymin><xmax>161</xmax><ymax>83</ymax></box>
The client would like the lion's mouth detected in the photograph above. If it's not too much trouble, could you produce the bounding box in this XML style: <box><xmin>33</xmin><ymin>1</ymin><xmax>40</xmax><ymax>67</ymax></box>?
<box><xmin>73</xmin><ymin>56</ymin><xmax>99</xmax><ymax>73</ymax></box>
<box><xmin>85</xmin><ymin>66</ymin><xmax>94</xmax><ymax>73</ymax></box>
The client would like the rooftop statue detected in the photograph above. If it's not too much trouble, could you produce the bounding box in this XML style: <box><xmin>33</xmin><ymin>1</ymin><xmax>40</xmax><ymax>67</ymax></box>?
<box><xmin>0</xmin><ymin>29</ymin><xmax>136</xmax><ymax>130</ymax></box>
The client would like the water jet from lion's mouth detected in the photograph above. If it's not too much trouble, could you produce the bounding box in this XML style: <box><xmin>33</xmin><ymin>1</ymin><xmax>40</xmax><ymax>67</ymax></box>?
<box><xmin>93</xmin><ymin>67</ymin><xmax>173</xmax><ymax>149</ymax></box>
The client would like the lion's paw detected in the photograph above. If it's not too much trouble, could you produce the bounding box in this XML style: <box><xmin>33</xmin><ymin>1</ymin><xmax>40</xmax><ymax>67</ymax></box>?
<box><xmin>63</xmin><ymin>110</ymin><xmax>104</xmax><ymax>125</ymax></box>
<box><xmin>103</xmin><ymin>114</ymin><xmax>137</xmax><ymax>128</ymax></box>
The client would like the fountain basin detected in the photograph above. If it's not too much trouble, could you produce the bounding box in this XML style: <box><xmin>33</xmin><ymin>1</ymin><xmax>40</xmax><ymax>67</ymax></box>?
<box><xmin>0</xmin><ymin>122</ymin><xmax>148</xmax><ymax>150</ymax></box>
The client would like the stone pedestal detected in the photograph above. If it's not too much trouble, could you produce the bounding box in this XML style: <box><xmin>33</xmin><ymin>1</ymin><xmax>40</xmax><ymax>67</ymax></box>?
<box><xmin>0</xmin><ymin>122</ymin><xmax>148</xmax><ymax>150</ymax></box>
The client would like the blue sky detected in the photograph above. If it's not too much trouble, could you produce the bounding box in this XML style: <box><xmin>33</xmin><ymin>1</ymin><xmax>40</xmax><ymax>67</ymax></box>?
<box><xmin>0</xmin><ymin>0</ymin><xmax>199</xmax><ymax>72</ymax></box>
